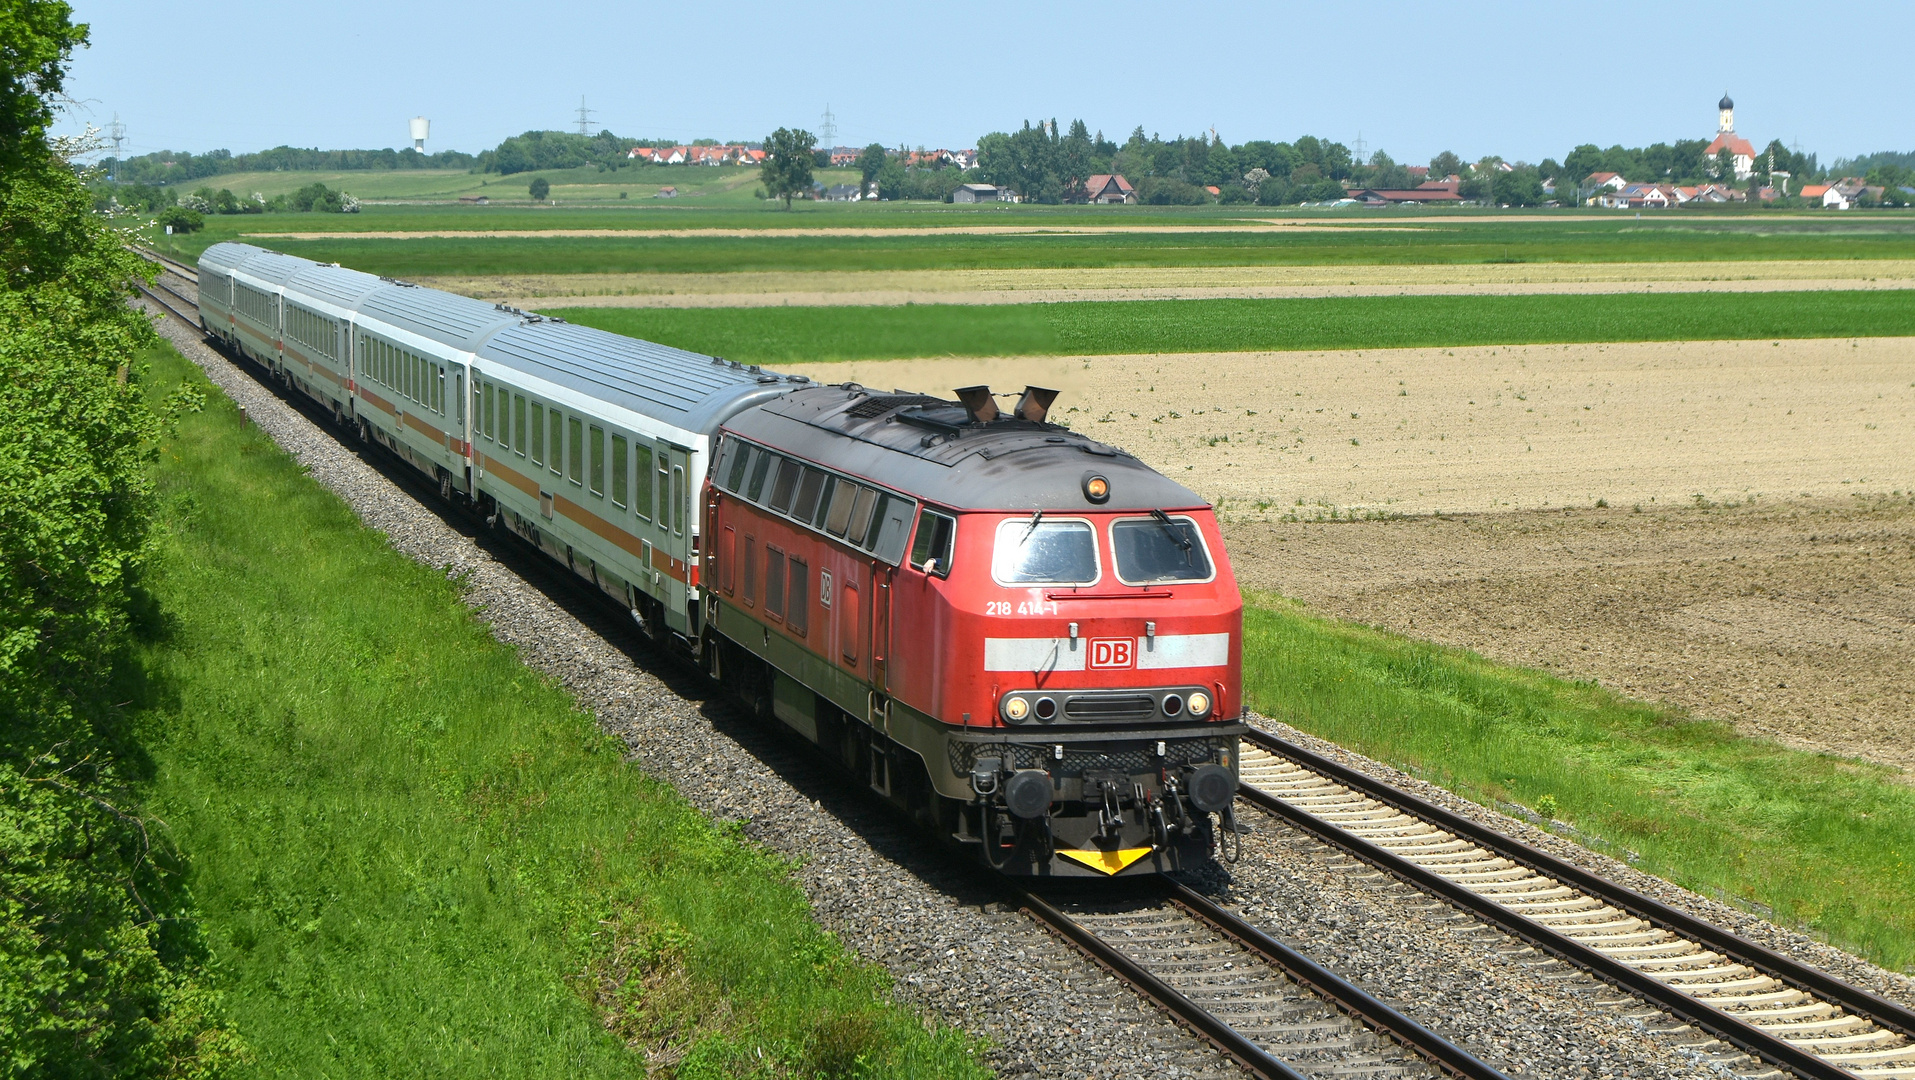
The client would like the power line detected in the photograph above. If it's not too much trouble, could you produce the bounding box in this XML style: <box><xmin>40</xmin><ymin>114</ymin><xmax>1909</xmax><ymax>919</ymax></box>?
<box><xmin>819</xmin><ymin>104</ymin><xmax>837</xmax><ymax>147</ymax></box>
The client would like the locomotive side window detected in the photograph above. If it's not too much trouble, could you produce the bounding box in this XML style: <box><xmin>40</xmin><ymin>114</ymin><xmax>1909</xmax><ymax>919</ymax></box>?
<box><xmin>868</xmin><ymin>496</ymin><xmax>916</xmax><ymax>564</ymax></box>
<box><xmin>793</xmin><ymin>469</ymin><xmax>827</xmax><ymax>525</ymax></box>
<box><xmin>633</xmin><ymin>444</ymin><xmax>653</xmax><ymax>520</ymax></box>
<box><xmin>845</xmin><ymin>486</ymin><xmax>878</xmax><ymax>545</ymax></box>
<box><xmin>765</xmin><ymin>547</ymin><xmax>786</xmax><ymax>618</ymax></box>
<box><xmin>725</xmin><ymin>442</ymin><xmax>751</xmax><ymax>493</ymax></box>
<box><xmin>992</xmin><ymin>518</ymin><xmax>1099</xmax><ymax>586</ymax></box>
<box><xmin>589</xmin><ymin>426</ymin><xmax>606</xmax><ymax>497</ymax></box>
<box><xmin>530</xmin><ymin>404</ymin><xmax>544</xmax><ymax>467</ymax></box>
<box><xmin>611</xmin><ymin>435</ymin><xmax>628</xmax><ymax>509</ymax></box>
<box><xmin>1111</xmin><ymin>516</ymin><xmax>1214</xmax><ymax>585</ymax></box>
<box><xmin>547</xmin><ymin>408</ymin><xmax>562</xmax><ymax>475</ymax></box>
<box><xmin>567</xmin><ymin>417</ymin><xmax>584</xmax><ymax>486</ymax></box>
<box><xmin>767</xmin><ymin>457</ymin><xmax>800</xmax><ymax>514</ymax></box>
<box><xmin>745</xmin><ymin>449</ymin><xmax>773</xmax><ymax>501</ymax></box>
<box><xmin>787</xmin><ymin>557</ymin><xmax>809</xmax><ymax>635</ymax></box>
<box><xmin>823</xmin><ymin>480</ymin><xmax>857</xmax><ymax>537</ymax></box>
<box><xmin>909</xmin><ymin>509</ymin><xmax>956</xmax><ymax>578</ymax></box>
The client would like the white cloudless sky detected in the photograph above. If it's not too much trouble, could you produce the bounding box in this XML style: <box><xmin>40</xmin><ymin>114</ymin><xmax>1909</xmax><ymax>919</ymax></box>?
<box><xmin>59</xmin><ymin>1</ymin><xmax>1910</xmax><ymax>167</ymax></box>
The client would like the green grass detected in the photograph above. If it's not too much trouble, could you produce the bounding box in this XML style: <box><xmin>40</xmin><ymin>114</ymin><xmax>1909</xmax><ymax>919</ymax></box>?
<box><xmin>1241</xmin><ymin>594</ymin><xmax>1915</xmax><ymax>971</ymax></box>
<box><xmin>162</xmin><ymin>164</ymin><xmax>850</xmax><ymax>204</ymax></box>
<box><xmin>133</xmin><ymin>344</ymin><xmax>986</xmax><ymax>1079</ymax></box>
<box><xmin>146</xmin><ymin>202</ymin><xmax>1915</xmax><ymax>272</ymax></box>
<box><xmin>556</xmin><ymin>290</ymin><xmax>1915</xmax><ymax>363</ymax></box>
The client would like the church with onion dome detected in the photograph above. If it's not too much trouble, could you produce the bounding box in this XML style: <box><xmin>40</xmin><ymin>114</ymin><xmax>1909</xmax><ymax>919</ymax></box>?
<box><xmin>1704</xmin><ymin>93</ymin><xmax>1758</xmax><ymax>180</ymax></box>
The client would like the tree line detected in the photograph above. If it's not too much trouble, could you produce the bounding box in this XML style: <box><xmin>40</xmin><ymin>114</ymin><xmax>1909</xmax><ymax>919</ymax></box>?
<box><xmin>2</xmin><ymin>2</ymin><xmax>242</xmax><ymax>1074</ymax></box>
<box><xmin>102</xmin><ymin>144</ymin><xmax>475</xmax><ymax>185</ymax></box>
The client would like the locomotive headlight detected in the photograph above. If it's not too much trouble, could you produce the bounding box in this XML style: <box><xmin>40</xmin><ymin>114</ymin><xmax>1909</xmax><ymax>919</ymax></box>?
<box><xmin>1002</xmin><ymin>695</ymin><xmax>1031</xmax><ymax>722</ymax></box>
<box><xmin>1186</xmin><ymin>691</ymin><xmax>1212</xmax><ymax>718</ymax></box>
<box><xmin>1082</xmin><ymin>473</ymin><xmax>1110</xmax><ymax>504</ymax></box>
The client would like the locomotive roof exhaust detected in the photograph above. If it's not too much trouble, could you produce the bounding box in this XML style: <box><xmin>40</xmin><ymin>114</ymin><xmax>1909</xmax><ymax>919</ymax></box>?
<box><xmin>953</xmin><ymin>385</ymin><xmax>1060</xmax><ymax>425</ymax></box>
<box><xmin>954</xmin><ymin>385</ymin><xmax>999</xmax><ymax>424</ymax></box>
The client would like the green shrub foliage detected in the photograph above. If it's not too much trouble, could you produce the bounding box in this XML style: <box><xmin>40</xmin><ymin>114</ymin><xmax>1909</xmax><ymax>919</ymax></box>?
<box><xmin>0</xmin><ymin>2</ymin><xmax>240</xmax><ymax>1075</ymax></box>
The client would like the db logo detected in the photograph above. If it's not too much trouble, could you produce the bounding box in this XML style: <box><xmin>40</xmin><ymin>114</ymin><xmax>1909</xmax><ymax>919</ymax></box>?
<box><xmin>1089</xmin><ymin>638</ymin><xmax>1134</xmax><ymax>669</ymax></box>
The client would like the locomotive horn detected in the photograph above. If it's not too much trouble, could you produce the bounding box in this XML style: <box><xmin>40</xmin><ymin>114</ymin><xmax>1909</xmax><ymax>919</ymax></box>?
<box><xmin>954</xmin><ymin>385</ymin><xmax>999</xmax><ymax>424</ymax></box>
<box><xmin>1013</xmin><ymin>385</ymin><xmax>1059</xmax><ymax>423</ymax></box>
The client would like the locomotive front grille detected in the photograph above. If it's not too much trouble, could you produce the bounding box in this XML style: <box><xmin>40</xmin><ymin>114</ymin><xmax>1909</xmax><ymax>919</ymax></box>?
<box><xmin>1063</xmin><ymin>694</ymin><xmax>1156</xmax><ymax>721</ymax></box>
<box><xmin>950</xmin><ymin>738</ymin><xmax>1226</xmax><ymax>778</ymax></box>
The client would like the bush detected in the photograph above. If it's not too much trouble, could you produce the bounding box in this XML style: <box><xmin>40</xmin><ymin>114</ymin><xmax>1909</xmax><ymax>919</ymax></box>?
<box><xmin>1135</xmin><ymin>176</ymin><xmax>1208</xmax><ymax>205</ymax></box>
<box><xmin>287</xmin><ymin>181</ymin><xmax>356</xmax><ymax>213</ymax></box>
<box><xmin>529</xmin><ymin>176</ymin><xmax>550</xmax><ymax>200</ymax></box>
<box><xmin>156</xmin><ymin>205</ymin><xmax>202</xmax><ymax>232</ymax></box>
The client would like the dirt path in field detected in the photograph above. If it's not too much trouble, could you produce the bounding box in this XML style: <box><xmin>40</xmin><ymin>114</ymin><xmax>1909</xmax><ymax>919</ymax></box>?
<box><xmin>421</xmin><ymin>260</ymin><xmax>1915</xmax><ymax>307</ymax></box>
<box><xmin>790</xmin><ymin>337</ymin><xmax>1915</xmax><ymax>516</ymax></box>
<box><xmin>1223</xmin><ymin>497</ymin><xmax>1915</xmax><ymax>775</ymax></box>
<box><xmin>793</xmin><ymin>336</ymin><xmax>1915</xmax><ymax>773</ymax></box>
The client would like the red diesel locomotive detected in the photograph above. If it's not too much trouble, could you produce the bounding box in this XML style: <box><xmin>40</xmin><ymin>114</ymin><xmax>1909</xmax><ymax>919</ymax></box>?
<box><xmin>703</xmin><ymin>384</ymin><xmax>1245</xmax><ymax>877</ymax></box>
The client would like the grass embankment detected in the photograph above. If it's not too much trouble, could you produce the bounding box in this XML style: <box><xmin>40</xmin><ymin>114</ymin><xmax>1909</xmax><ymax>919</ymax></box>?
<box><xmin>1241</xmin><ymin>595</ymin><xmax>1915</xmax><ymax>972</ymax></box>
<box><xmin>150</xmin><ymin>206</ymin><xmax>1915</xmax><ymax>270</ymax></box>
<box><xmin>135</xmin><ymin>344</ymin><xmax>984</xmax><ymax>1078</ymax></box>
<box><xmin>560</xmin><ymin>289</ymin><xmax>1915</xmax><ymax>364</ymax></box>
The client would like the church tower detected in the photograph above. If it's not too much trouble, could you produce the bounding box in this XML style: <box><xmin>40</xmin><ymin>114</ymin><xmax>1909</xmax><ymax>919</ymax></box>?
<box><xmin>1719</xmin><ymin>93</ymin><xmax>1735</xmax><ymax>133</ymax></box>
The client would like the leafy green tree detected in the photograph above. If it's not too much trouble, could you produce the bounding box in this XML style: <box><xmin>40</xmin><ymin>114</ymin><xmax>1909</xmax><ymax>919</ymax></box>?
<box><xmin>156</xmin><ymin>205</ymin><xmax>202</xmax><ymax>232</ymax></box>
<box><xmin>760</xmin><ymin>127</ymin><xmax>817</xmax><ymax>209</ymax></box>
<box><xmin>528</xmin><ymin>176</ymin><xmax>550</xmax><ymax>200</ymax></box>
<box><xmin>1492</xmin><ymin>169</ymin><xmax>1546</xmax><ymax>207</ymax></box>
<box><xmin>1714</xmin><ymin>147</ymin><xmax>1737</xmax><ymax>181</ymax></box>
<box><xmin>856</xmin><ymin>143</ymin><xmax>887</xmax><ymax>189</ymax></box>
<box><xmin>1</xmin><ymin>3</ymin><xmax>243</xmax><ymax>1075</ymax></box>
<box><xmin>1429</xmin><ymin>150</ymin><xmax>1464</xmax><ymax>179</ymax></box>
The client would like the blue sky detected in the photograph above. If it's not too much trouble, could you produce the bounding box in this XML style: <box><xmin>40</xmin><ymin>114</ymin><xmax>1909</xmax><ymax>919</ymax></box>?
<box><xmin>61</xmin><ymin>1</ymin><xmax>1908</xmax><ymax>166</ymax></box>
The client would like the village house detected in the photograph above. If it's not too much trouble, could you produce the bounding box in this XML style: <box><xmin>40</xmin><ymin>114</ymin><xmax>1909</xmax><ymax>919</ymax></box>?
<box><xmin>953</xmin><ymin>183</ymin><xmax>1011</xmax><ymax>203</ymax></box>
<box><xmin>1347</xmin><ymin>187</ymin><xmax>1464</xmax><ymax>206</ymax></box>
<box><xmin>1083</xmin><ymin>174</ymin><xmax>1135</xmax><ymax>204</ymax></box>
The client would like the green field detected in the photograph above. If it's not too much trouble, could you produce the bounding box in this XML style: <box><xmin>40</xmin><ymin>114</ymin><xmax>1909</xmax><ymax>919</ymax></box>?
<box><xmin>135</xmin><ymin>344</ymin><xmax>984</xmax><ymax>1078</ymax></box>
<box><xmin>1241</xmin><ymin>594</ymin><xmax>1915</xmax><ymax>971</ymax></box>
<box><xmin>157</xmin><ymin>164</ymin><xmax>858</xmax><ymax>205</ymax></box>
<box><xmin>146</xmin><ymin>202</ymin><xmax>1915</xmax><ymax>274</ymax></box>
<box><xmin>557</xmin><ymin>289</ymin><xmax>1915</xmax><ymax>363</ymax></box>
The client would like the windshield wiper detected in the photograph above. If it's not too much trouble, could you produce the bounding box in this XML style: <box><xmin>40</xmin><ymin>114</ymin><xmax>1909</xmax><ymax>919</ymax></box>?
<box><xmin>1018</xmin><ymin>508</ymin><xmax>1044</xmax><ymax>544</ymax></box>
<box><xmin>1150</xmin><ymin>509</ymin><xmax>1194</xmax><ymax>551</ymax></box>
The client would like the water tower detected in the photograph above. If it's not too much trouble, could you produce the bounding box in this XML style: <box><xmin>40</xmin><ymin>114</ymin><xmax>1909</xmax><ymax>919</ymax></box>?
<box><xmin>410</xmin><ymin>117</ymin><xmax>430</xmax><ymax>151</ymax></box>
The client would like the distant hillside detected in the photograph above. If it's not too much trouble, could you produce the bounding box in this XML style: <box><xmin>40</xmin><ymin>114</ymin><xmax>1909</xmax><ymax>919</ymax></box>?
<box><xmin>105</xmin><ymin>145</ymin><xmax>477</xmax><ymax>185</ymax></box>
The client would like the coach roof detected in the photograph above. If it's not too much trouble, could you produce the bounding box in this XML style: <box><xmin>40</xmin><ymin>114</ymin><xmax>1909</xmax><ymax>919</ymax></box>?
<box><xmin>476</xmin><ymin>321</ymin><xmax>804</xmax><ymax>439</ymax></box>
<box><xmin>723</xmin><ymin>384</ymin><xmax>1206</xmax><ymax>513</ymax></box>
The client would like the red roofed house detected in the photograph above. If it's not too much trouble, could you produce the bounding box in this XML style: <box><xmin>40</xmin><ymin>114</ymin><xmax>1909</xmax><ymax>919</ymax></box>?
<box><xmin>1704</xmin><ymin>94</ymin><xmax>1757</xmax><ymax>180</ymax></box>
<box><xmin>1347</xmin><ymin>187</ymin><xmax>1464</xmax><ymax>206</ymax></box>
<box><xmin>1084</xmin><ymin>174</ymin><xmax>1135</xmax><ymax>204</ymax></box>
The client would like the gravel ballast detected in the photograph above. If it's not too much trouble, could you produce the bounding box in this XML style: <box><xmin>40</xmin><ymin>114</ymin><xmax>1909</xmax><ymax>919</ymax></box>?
<box><xmin>145</xmin><ymin>294</ymin><xmax>1907</xmax><ymax>1080</ymax></box>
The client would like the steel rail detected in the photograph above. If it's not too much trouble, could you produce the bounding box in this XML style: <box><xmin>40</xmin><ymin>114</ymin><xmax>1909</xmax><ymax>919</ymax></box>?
<box><xmin>1168</xmin><ymin>882</ymin><xmax>1509</xmax><ymax>1080</ymax></box>
<box><xmin>1240</xmin><ymin>727</ymin><xmax>1911</xmax><ymax>1080</ymax></box>
<box><xmin>135</xmin><ymin>279</ymin><xmax>199</xmax><ymax>328</ymax></box>
<box><xmin>130</xmin><ymin>245</ymin><xmax>199</xmax><ymax>283</ymax></box>
<box><xmin>1011</xmin><ymin>881</ymin><xmax>1509</xmax><ymax>1080</ymax></box>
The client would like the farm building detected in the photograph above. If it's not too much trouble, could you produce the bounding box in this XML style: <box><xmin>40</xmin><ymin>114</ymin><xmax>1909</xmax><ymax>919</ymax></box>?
<box><xmin>1346</xmin><ymin>187</ymin><xmax>1463</xmax><ymax>206</ymax></box>
<box><xmin>1084</xmin><ymin>174</ymin><xmax>1135</xmax><ymax>204</ymax></box>
<box><xmin>953</xmin><ymin>183</ymin><xmax>1010</xmax><ymax>203</ymax></box>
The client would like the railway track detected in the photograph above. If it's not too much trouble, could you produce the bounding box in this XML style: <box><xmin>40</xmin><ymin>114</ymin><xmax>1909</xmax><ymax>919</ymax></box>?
<box><xmin>131</xmin><ymin>246</ymin><xmax>202</xmax><ymax>327</ymax></box>
<box><xmin>137</xmin><ymin>259</ymin><xmax>1915</xmax><ymax>1080</ymax></box>
<box><xmin>1012</xmin><ymin>880</ymin><xmax>1507</xmax><ymax>1080</ymax></box>
<box><xmin>1238</xmin><ymin>729</ymin><xmax>1915</xmax><ymax>1080</ymax></box>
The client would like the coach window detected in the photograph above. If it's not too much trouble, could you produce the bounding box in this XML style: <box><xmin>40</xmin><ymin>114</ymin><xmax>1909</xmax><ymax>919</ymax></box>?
<box><xmin>529</xmin><ymin>403</ymin><xmax>544</xmax><ymax>467</ymax></box>
<box><xmin>483</xmin><ymin>383</ymin><xmax>496</xmax><ymax>439</ymax></box>
<box><xmin>741</xmin><ymin>535</ymin><xmax>756</xmax><ymax>606</ymax></box>
<box><xmin>436</xmin><ymin>366</ymin><xmax>446</xmax><ymax>413</ymax></box>
<box><xmin>611</xmin><ymin>435</ymin><xmax>628</xmax><ymax>509</ymax></box>
<box><xmin>548</xmin><ymin>408</ymin><xmax>563</xmax><ymax>475</ymax></box>
<box><xmin>633</xmin><ymin>444</ymin><xmax>653</xmax><ymax>521</ymax></box>
<box><xmin>672</xmin><ymin>465</ymin><xmax>685</xmax><ymax>537</ymax></box>
<box><xmin>656</xmin><ymin>444</ymin><xmax>670</xmax><ymax>527</ymax></box>
<box><xmin>589</xmin><ymin>426</ymin><xmax>606</xmax><ymax>497</ymax></box>
<box><xmin>567</xmin><ymin>417</ymin><xmax>584</xmax><ymax>486</ymax></box>
<box><xmin>787</xmin><ymin>557</ymin><xmax>809</xmax><ymax>635</ymax></box>
<box><xmin>909</xmin><ymin>509</ymin><xmax>956</xmax><ymax>578</ymax></box>
<box><xmin>765</xmin><ymin>547</ymin><xmax>787</xmax><ymax>619</ymax></box>
<box><xmin>510</xmin><ymin>396</ymin><xmax>524</xmax><ymax>453</ymax></box>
